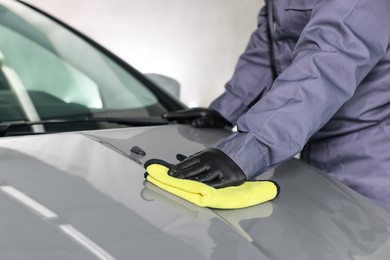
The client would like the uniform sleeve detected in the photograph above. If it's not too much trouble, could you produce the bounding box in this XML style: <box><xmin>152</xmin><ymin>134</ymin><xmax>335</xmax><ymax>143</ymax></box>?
<box><xmin>210</xmin><ymin>5</ymin><xmax>275</xmax><ymax>125</ymax></box>
<box><xmin>217</xmin><ymin>0</ymin><xmax>390</xmax><ymax>179</ymax></box>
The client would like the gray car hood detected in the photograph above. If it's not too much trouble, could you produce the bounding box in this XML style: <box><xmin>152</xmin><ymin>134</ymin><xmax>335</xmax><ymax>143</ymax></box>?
<box><xmin>0</xmin><ymin>125</ymin><xmax>389</xmax><ymax>260</ymax></box>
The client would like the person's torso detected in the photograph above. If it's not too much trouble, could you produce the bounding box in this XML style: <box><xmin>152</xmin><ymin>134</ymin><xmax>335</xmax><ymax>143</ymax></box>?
<box><xmin>266</xmin><ymin>0</ymin><xmax>390</xmax><ymax>139</ymax></box>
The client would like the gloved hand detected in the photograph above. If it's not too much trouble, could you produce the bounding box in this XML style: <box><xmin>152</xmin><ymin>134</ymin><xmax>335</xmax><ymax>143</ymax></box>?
<box><xmin>161</xmin><ymin>107</ymin><xmax>229</xmax><ymax>128</ymax></box>
<box><xmin>169</xmin><ymin>148</ymin><xmax>247</xmax><ymax>188</ymax></box>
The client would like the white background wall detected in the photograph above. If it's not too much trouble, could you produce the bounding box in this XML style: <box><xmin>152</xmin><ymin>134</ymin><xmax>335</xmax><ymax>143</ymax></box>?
<box><xmin>24</xmin><ymin>0</ymin><xmax>264</xmax><ymax>107</ymax></box>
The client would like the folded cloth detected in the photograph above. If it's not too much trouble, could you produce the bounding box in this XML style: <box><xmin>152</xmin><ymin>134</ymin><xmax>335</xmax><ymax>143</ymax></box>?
<box><xmin>144</xmin><ymin>160</ymin><xmax>280</xmax><ymax>209</ymax></box>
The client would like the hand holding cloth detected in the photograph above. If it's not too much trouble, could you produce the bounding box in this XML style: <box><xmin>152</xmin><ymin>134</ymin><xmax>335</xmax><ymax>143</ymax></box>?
<box><xmin>144</xmin><ymin>158</ymin><xmax>280</xmax><ymax>209</ymax></box>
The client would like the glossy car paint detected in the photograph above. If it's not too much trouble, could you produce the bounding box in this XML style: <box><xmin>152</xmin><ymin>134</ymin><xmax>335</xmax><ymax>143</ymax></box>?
<box><xmin>0</xmin><ymin>0</ymin><xmax>389</xmax><ymax>259</ymax></box>
<box><xmin>0</xmin><ymin>125</ymin><xmax>389</xmax><ymax>259</ymax></box>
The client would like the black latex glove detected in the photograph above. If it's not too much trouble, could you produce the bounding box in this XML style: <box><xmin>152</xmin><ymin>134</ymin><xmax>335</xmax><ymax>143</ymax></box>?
<box><xmin>169</xmin><ymin>148</ymin><xmax>247</xmax><ymax>188</ymax></box>
<box><xmin>161</xmin><ymin>107</ymin><xmax>229</xmax><ymax>128</ymax></box>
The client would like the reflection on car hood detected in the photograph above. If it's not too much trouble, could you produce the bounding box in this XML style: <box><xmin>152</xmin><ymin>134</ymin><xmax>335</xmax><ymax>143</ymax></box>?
<box><xmin>0</xmin><ymin>125</ymin><xmax>389</xmax><ymax>260</ymax></box>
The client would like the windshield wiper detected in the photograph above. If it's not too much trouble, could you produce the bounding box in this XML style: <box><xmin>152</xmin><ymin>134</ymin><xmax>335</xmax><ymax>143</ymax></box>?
<box><xmin>0</xmin><ymin>116</ymin><xmax>169</xmax><ymax>137</ymax></box>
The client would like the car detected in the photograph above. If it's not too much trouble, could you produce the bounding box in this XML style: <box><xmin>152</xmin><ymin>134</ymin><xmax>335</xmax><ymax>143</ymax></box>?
<box><xmin>0</xmin><ymin>0</ymin><xmax>389</xmax><ymax>259</ymax></box>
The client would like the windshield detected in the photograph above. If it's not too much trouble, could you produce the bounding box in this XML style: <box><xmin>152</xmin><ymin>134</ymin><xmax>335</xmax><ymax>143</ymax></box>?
<box><xmin>0</xmin><ymin>0</ymin><xmax>179</xmax><ymax>131</ymax></box>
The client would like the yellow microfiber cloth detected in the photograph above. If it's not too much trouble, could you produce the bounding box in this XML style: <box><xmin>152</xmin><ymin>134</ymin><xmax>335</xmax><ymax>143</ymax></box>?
<box><xmin>144</xmin><ymin>162</ymin><xmax>280</xmax><ymax>209</ymax></box>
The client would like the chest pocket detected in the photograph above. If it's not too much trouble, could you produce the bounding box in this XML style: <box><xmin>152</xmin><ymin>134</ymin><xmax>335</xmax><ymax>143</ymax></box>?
<box><xmin>279</xmin><ymin>0</ymin><xmax>315</xmax><ymax>41</ymax></box>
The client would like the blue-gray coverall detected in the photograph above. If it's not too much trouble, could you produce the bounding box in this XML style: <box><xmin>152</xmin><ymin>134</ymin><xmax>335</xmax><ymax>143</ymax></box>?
<box><xmin>210</xmin><ymin>0</ymin><xmax>390</xmax><ymax>211</ymax></box>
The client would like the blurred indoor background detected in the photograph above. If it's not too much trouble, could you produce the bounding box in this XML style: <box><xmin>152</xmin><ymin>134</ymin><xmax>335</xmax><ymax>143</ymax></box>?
<box><xmin>24</xmin><ymin>0</ymin><xmax>264</xmax><ymax>107</ymax></box>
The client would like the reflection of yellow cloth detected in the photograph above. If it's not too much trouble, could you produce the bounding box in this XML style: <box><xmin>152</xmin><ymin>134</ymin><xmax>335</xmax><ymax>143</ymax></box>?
<box><xmin>145</xmin><ymin>163</ymin><xmax>280</xmax><ymax>209</ymax></box>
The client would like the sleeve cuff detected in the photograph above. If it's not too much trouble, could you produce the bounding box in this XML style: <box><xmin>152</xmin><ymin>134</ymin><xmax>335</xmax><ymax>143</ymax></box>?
<box><xmin>216</xmin><ymin>131</ymin><xmax>269</xmax><ymax>180</ymax></box>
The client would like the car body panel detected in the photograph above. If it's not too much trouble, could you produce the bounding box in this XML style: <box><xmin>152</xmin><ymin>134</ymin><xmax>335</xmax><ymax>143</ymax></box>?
<box><xmin>0</xmin><ymin>0</ymin><xmax>389</xmax><ymax>259</ymax></box>
<box><xmin>0</xmin><ymin>125</ymin><xmax>389</xmax><ymax>259</ymax></box>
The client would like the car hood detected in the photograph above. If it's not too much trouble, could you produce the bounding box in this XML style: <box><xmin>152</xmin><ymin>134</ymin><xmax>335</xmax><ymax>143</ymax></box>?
<box><xmin>0</xmin><ymin>125</ymin><xmax>389</xmax><ymax>260</ymax></box>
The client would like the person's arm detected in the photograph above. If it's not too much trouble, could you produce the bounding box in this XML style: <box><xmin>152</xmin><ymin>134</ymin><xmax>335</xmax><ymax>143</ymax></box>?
<box><xmin>218</xmin><ymin>0</ymin><xmax>390</xmax><ymax>179</ymax></box>
<box><xmin>210</xmin><ymin>5</ymin><xmax>275</xmax><ymax>125</ymax></box>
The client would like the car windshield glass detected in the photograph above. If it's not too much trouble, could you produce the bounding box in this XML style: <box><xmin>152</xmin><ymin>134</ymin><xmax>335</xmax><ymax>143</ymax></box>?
<box><xmin>0</xmin><ymin>1</ymin><xmax>170</xmax><ymax>125</ymax></box>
